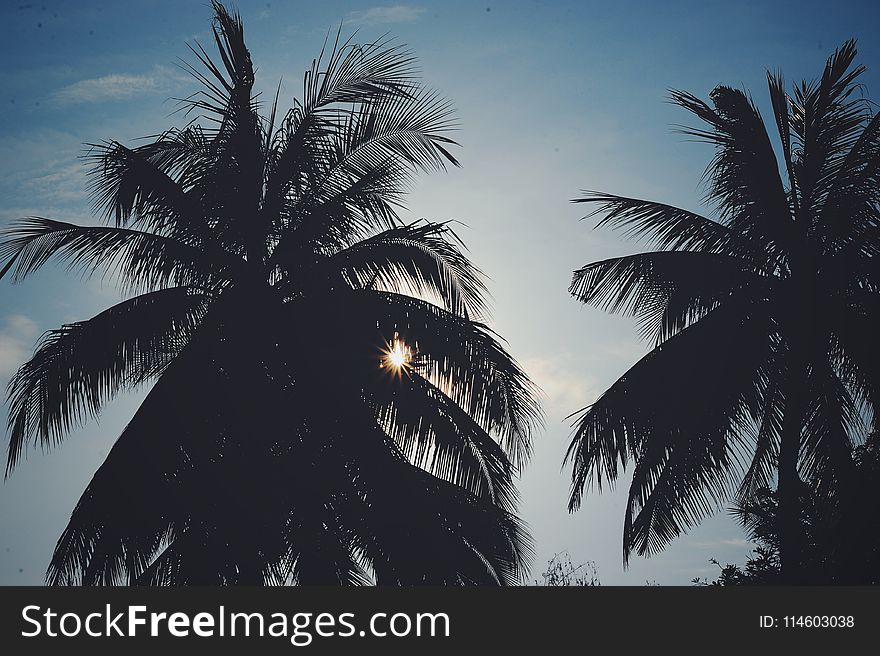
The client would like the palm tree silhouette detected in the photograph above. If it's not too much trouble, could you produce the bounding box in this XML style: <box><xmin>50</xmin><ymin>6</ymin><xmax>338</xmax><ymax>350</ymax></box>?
<box><xmin>0</xmin><ymin>2</ymin><xmax>541</xmax><ymax>585</ymax></box>
<box><xmin>565</xmin><ymin>40</ymin><xmax>878</xmax><ymax>582</ymax></box>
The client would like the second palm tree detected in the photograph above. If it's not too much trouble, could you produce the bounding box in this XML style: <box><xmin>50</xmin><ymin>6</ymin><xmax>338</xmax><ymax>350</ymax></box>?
<box><xmin>566</xmin><ymin>40</ymin><xmax>878</xmax><ymax>583</ymax></box>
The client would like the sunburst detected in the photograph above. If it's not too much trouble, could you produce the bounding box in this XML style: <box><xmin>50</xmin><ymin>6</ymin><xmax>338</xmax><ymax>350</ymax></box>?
<box><xmin>380</xmin><ymin>333</ymin><xmax>413</xmax><ymax>374</ymax></box>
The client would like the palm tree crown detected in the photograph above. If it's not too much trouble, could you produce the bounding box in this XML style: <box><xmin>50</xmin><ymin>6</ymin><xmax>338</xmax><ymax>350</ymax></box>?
<box><xmin>1</xmin><ymin>2</ymin><xmax>541</xmax><ymax>585</ymax></box>
<box><xmin>565</xmin><ymin>40</ymin><xmax>878</xmax><ymax>580</ymax></box>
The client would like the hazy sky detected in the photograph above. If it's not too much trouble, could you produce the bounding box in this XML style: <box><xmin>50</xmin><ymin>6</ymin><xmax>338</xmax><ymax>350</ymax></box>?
<box><xmin>2</xmin><ymin>0</ymin><xmax>879</xmax><ymax>585</ymax></box>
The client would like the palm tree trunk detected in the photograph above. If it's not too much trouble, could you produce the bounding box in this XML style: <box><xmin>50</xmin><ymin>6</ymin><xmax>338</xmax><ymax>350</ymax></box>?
<box><xmin>777</xmin><ymin>350</ymin><xmax>807</xmax><ymax>583</ymax></box>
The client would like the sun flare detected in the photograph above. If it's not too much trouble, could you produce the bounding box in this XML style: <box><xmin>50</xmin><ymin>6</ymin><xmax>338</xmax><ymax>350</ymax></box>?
<box><xmin>381</xmin><ymin>334</ymin><xmax>413</xmax><ymax>372</ymax></box>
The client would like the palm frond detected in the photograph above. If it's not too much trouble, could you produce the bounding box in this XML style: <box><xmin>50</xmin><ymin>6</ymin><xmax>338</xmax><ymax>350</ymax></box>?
<box><xmin>260</xmin><ymin>35</ymin><xmax>419</xmax><ymax>227</ymax></box>
<box><xmin>0</xmin><ymin>217</ymin><xmax>235</xmax><ymax>292</ymax></box>
<box><xmin>270</xmin><ymin>158</ymin><xmax>408</xmax><ymax>259</ymax></box>
<box><xmin>335</xmin><ymin>87</ymin><xmax>460</xmax><ymax>174</ymax></box>
<box><xmin>87</xmin><ymin>141</ymin><xmax>188</xmax><ymax>227</ymax></box>
<box><xmin>303</xmin><ymin>31</ymin><xmax>418</xmax><ymax>109</ymax></box>
<box><xmin>274</xmin><ymin>86</ymin><xmax>459</xmax><ymax>250</ymax></box>
<box><xmin>565</xmin><ymin>299</ymin><xmax>772</xmax><ymax>512</ymax></box>
<box><xmin>736</xmin><ymin>372</ymin><xmax>784</xmax><ymax>506</ymax></box>
<box><xmin>287</xmin><ymin>517</ymin><xmax>372</xmax><ymax>586</ymax></box>
<box><xmin>85</xmin><ymin>134</ymin><xmax>218</xmax><ymax>248</ymax></box>
<box><xmin>372</xmin><ymin>371</ymin><xmax>518</xmax><ymax>511</ymax></box>
<box><xmin>798</xmin><ymin>353</ymin><xmax>860</xmax><ymax>497</ymax></box>
<box><xmin>827</xmin><ymin>293</ymin><xmax>880</xmax><ymax>430</ymax></box>
<box><xmin>180</xmin><ymin>1</ymin><xmax>255</xmax><ymax>124</ymax></box>
<box><xmin>767</xmin><ymin>70</ymin><xmax>800</xmax><ymax>216</ymax></box>
<box><xmin>328</xmin><ymin>220</ymin><xmax>488</xmax><ymax>319</ymax></box>
<box><xmin>344</xmin><ymin>289</ymin><xmax>542</xmax><ymax>468</ymax></box>
<box><xmin>339</xmin><ymin>421</ymin><xmax>532</xmax><ymax>585</ymax></box>
<box><xmin>573</xmin><ymin>192</ymin><xmax>736</xmax><ymax>253</ymax></box>
<box><xmin>790</xmin><ymin>39</ymin><xmax>870</xmax><ymax>218</ymax></box>
<box><xmin>623</xmin><ymin>426</ymin><xmax>740</xmax><ymax>562</ymax></box>
<box><xmin>670</xmin><ymin>87</ymin><xmax>792</xmax><ymax>265</ymax></box>
<box><xmin>6</xmin><ymin>287</ymin><xmax>210</xmax><ymax>474</ymax></box>
<box><xmin>570</xmin><ymin>250</ymin><xmax>769</xmax><ymax>344</ymax></box>
<box><xmin>816</xmin><ymin>111</ymin><xmax>880</xmax><ymax>257</ymax></box>
<box><xmin>132</xmin><ymin>529</ymin><xmax>203</xmax><ymax>586</ymax></box>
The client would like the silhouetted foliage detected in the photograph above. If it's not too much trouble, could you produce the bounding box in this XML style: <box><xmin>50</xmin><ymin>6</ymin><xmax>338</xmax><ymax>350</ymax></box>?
<box><xmin>0</xmin><ymin>2</ymin><xmax>542</xmax><ymax>585</ymax></box>
<box><xmin>695</xmin><ymin>431</ymin><xmax>880</xmax><ymax>585</ymax></box>
<box><xmin>535</xmin><ymin>551</ymin><xmax>600</xmax><ymax>586</ymax></box>
<box><xmin>565</xmin><ymin>40</ymin><xmax>880</xmax><ymax>582</ymax></box>
<box><xmin>692</xmin><ymin>549</ymin><xmax>781</xmax><ymax>586</ymax></box>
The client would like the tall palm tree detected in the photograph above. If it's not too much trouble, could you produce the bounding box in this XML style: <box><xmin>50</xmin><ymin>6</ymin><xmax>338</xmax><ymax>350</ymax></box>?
<box><xmin>0</xmin><ymin>2</ymin><xmax>541</xmax><ymax>585</ymax></box>
<box><xmin>565</xmin><ymin>40</ymin><xmax>878</xmax><ymax>582</ymax></box>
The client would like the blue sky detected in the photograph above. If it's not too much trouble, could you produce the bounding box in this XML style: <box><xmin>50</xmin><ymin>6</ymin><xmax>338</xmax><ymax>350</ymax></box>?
<box><xmin>1</xmin><ymin>0</ymin><xmax>879</xmax><ymax>585</ymax></box>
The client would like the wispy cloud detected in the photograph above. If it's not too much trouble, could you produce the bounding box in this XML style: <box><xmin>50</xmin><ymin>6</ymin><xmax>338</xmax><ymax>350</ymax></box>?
<box><xmin>0</xmin><ymin>315</ymin><xmax>38</xmax><ymax>383</ymax></box>
<box><xmin>51</xmin><ymin>66</ymin><xmax>184</xmax><ymax>105</ymax></box>
<box><xmin>53</xmin><ymin>74</ymin><xmax>160</xmax><ymax>104</ymax></box>
<box><xmin>347</xmin><ymin>5</ymin><xmax>425</xmax><ymax>25</ymax></box>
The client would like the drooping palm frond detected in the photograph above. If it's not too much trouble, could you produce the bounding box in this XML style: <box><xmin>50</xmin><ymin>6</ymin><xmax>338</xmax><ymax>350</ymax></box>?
<box><xmin>357</xmin><ymin>462</ymin><xmax>532</xmax><ymax>585</ymax></box>
<box><xmin>44</xmin><ymin>304</ymin><xmax>298</xmax><ymax>585</ymax></box>
<box><xmin>624</xmin><ymin>427</ymin><xmax>737</xmax><ymax>561</ymax></box>
<box><xmin>566</xmin><ymin>299</ymin><xmax>773</xmax><ymax>508</ymax></box>
<box><xmin>331</xmin><ymin>417</ymin><xmax>533</xmax><ymax>585</ymax></box>
<box><xmin>828</xmin><ymin>297</ymin><xmax>880</xmax><ymax>431</ymax></box>
<box><xmin>570</xmin><ymin>250</ymin><xmax>771</xmax><ymax>343</ymax></box>
<box><xmin>85</xmin><ymin>134</ymin><xmax>219</xmax><ymax>248</ymax></box>
<box><xmin>0</xmin><ymin>218</ymin><xmax>235</xmax><ymax>292</ymax></box>
<box><xmin>798</xmin><ymin>353</ymin><xmax>861</xmax><ymax>497</ymax></box>
<box><xmin>284</xmin><ymin>515</ymin><xmax>373</xmax><ymax>586</ymax></box>
<box><xmin>736</xmin><ymin>366</ymin><xmax>784</xmax><ymax>506</ymax></box>
<box><xmin>87</xmin><ymin>140</ymin><xmax>191</xmax><ymax>227</ymax></box>
<box><xmin>5</xmin><ymin>287</ymin><xmax>210</xmax><ymax>473</ymax></box>
<box><xmin>328</xmin><ymin>221</ymin><xmax>488</xmax><ymax>319</ymax></box>
<box><xmin>373</xmin><ymin>371</ymin><xmax>519</xmax><ymax>511</ymax></box>
<box><xmin>347</xmin><ymin>290</ymin><xmax>542</xmax><ymax>467</ymax></box>
<box><xmin>573</xmin><ymin>192</ymin><xmax>737</xmax><ymax>253</ymax></box>
<box><xmin>132</xmin><ymin>529</ymin><xmax>213</xmax><ymax>586</ymax></box>
<box><xmin>46</xmin><ymin>342</ymin><xmax>219</xmax><ymax>585</ymax></box>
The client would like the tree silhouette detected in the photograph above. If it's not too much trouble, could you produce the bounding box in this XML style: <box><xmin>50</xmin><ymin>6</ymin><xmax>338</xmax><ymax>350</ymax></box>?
<box><xmin>699</xmin><ymin>430</ymin><xmax>880</xmax><ymax>585</ymax></box>
<box><xmin>0</xmin><ymin>2</ymin><xmax>541</xmax><ymax>585</ymax></box>
<box><xmin>565</xmin><ymin>40</ymin><xmax>879</xmax><ymax>582</ymax></box>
